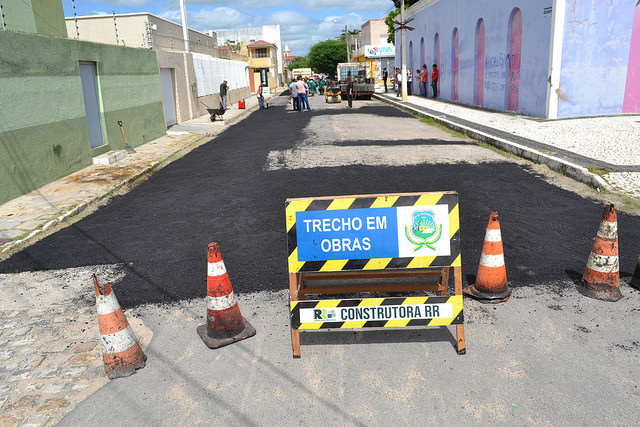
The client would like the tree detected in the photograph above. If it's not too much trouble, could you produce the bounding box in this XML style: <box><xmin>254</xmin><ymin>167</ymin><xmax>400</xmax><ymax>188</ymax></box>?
<box><xmin>223</xmin><ymin>39</ymin><xmax>241</xmax><ymax>52</ymax></box>
<box><xmin>386</xmin><ymin>0</ymin><xmax>419</xmax><ymax>44</ymax></box>
<box><xmin>307</xmin><ymin>39</ymin><xmax>348</xmax><ymax>77</ymax></box>
<box><xmin>336</xmin><ymin>28</ymin><xmax>361</xmax><ymax>42</ymax></box>
<box><xmin>392</xmin><ymin>0</ymin><xmax>419</xmax><ymax>7</ymax></box>
<box><xmin>288</xmin><ymin>56</ymin><xmax>309</xmax><ymax>71</ymax></box>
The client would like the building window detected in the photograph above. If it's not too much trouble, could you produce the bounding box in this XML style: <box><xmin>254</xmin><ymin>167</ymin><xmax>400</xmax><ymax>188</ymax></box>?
<box><xmin>255</xmin><ymin>48</ymin><xmax>268</xmax><ymax>58</ymax></box>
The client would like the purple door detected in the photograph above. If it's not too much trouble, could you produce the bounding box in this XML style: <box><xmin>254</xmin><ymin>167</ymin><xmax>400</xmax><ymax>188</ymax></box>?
<box><xmin>623</xmin><ymin>2</ymin><xmax>640</xmax><ymax>113</ymax></box>
<box><xmin>508</xmin><ymin>8</ymin><xmax>522</xmax><ymax>111</ymax></box>
<box><xmin>476</xmin><ymin>19</ymin><xmax>485</xmax><ymax>106</ymax></box>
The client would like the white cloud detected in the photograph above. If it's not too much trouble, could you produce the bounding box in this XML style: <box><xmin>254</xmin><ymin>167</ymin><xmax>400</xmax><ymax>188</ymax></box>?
<box><xmin>156</xmin><ymin>2</ymin><xmax>387</xmax><ymax>56</ymax></box>
<box><xmin>305</xmin><ymin>0</ymin><xmax>394</xmax><ymax>12</ymax></box>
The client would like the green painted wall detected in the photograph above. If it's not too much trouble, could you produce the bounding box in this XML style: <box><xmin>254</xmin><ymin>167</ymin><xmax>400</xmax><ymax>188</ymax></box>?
<box><xmin>2</xmin><ymin>0</ymin><xmax>67</xmax><ymax>37</ymax></box>
<box><xmin>0</xmin><ymin>31</ymin><xmax>166</xmax><ymax>204</ymax></box>
<box><xmin>32</xmin><ymin>0</ymin><xmax>68</xmax><ymax>38</ymax></box>
<box><xmin>2</xmin><ymin>0</ymin><xmax>37</xmax><ymax>33</ymax></box>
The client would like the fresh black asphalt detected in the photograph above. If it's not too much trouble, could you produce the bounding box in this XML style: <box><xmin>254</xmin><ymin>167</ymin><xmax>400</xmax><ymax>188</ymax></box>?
<box><xmin>1</xmin><ymin>100</ymin><xmax>639</xmax><ymax>308</ymax></box>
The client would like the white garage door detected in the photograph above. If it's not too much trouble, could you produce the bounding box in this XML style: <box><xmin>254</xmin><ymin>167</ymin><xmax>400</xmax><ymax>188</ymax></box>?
<box><xmin>160</xmin><ymin>68</ymin><xmax>177</xmax><ymax>127</ymax></box>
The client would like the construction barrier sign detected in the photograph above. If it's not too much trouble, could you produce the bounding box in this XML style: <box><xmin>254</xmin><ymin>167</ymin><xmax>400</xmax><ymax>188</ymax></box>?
<box><xmin>286</xmin><ymin>192</ymin><xmax>466</xmax><ymax>357</ymax></box>
<box><xmin>286</xmin><ymin>192</ymin><xmax>461</xmax><ymax>273</ymax></box>
<box><xmin>290</xmin><ymin>295</ymin><xmax>463</xmax><ymax>330</ymax></box>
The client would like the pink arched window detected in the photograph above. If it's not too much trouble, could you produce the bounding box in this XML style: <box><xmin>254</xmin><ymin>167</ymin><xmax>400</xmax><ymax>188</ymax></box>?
<box><xmin>507</xmin><ymin>8</ymin><xmax>522</xmax><ymax>111</ymax></box>
<box><xmin>452</xmin><ymin>28</ymin><xmax>459</xmax><ymax>100</ymax></box>
<box><xmin>475</xmin><ymin>18</ymin><xmax>485</xmax><ymax>106</ymax></box>
<box><xmin>623</xmin><ymin>1</ymin><xmax>640</xmax><ymax>113</ymax></box>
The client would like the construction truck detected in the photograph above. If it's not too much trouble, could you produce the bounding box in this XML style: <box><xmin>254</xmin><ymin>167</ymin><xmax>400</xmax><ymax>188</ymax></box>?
<box><xmin>336</xmin><ymin>63</ymin><xmax>375</xmax><ymax>100</ymax></box>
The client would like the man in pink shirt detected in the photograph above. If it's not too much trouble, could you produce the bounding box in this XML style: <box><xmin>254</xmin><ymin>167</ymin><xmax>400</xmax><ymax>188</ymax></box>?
<box><xmin>295</xmin><ymin>77</ymin><xmax>310</xmax><ymax>111</ymax></box>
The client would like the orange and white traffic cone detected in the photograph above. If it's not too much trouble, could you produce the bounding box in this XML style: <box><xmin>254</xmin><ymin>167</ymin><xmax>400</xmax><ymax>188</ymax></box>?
<box><xmin>578</xmin><ymin>204</ymin><xmax>622</xmax><ymax>301</ymax></box>
<box><xmin>197</xmin><ymin>243</ymin><xmax>256</xmax><ymax>349</ymax></box>
<box><xmin>94</xmin><ymin>274</ymin><xmax>146</xmax><ymax>379</ymax></box>
<box><xmin>464</xmin><ymin>212</ymin><xmax>511</xmax><ymax>303</ymax></box>
<box><xmin>631</xmin><ymin>255</ymin><xmax>640</xmax><ymax>290</ymax></box>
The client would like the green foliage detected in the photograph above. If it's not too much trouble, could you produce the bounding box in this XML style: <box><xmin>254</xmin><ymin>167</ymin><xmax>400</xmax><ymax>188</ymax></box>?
<box><xmin>223</xmin><ymin>39</ymin><xmax>241</xmax><ymax>51</ymax></box>
<box><xmin>307</xmin><ymin>39</ymin><xmax>348</xmax><ymax>77</ymax></box>
<box><xmin>288</xmin><ymin>56</ymin><xmax>309</xmax><ymax>71</ymax></box>
<box><xmin>386</xmin><ymin>1</ymin><xmax>419</xmax><ymax>44</ymax></box>
<box><xmin>385</xmin><ymin>9</ymin><xmax>401</xmax><ymax>44</ymax></box>
<box><xmin>337</xmin><ymin>28</ymin><xmax>361</xmax><ymax>42</ymax></box>
<box><xmin>392</xmin><ymin>0</ymin><xmax>419</xmax><ymax>7</ymax></box>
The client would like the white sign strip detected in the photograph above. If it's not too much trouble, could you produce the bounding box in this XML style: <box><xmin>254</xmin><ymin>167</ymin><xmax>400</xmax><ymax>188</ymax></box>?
<box><xmin>299</xmin><ymin>303</ymin><xmax>453</xmax><ymax>323</ymax></box>
<box><xmin>101</xmin><ymin>326</ymin><xmax>137</xmax><ymax>354</ymax></box>
<box><xmin>208</xmin><ymin>260</ymin><xmax>227</xmax><ymax>277</ymax></box>
<box><xmin>207</xmin><ymin>292</ymin><xmax>237</xmax><ymax>311</ymax></box>
<box><xmin>96</xmin><ymin>292</ymin><xmax>121</xmax><ymax>315</ymax></box>
<box><xmin>480</xmin><ymin>253</ymin><xmax>505</xmax><ymax>268</ymax></box>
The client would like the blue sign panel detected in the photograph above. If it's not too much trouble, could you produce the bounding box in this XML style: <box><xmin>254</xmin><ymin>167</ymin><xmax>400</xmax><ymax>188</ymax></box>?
<box><xmin>296</xmin><ymin>208</ymin><xmax>398</xmax><ymax>261</ymax></box>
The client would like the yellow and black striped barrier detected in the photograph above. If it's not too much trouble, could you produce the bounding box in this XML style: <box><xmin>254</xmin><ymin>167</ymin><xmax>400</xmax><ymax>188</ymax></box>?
<box><xmin>291</xmin><ymin>295</ymin><xmax>463</xmax><ymax>330</ymax></box>
<box><xmin>286</xmin><ymin>192</ymin><xmax>461</xmax><ymax>273</ymax></box>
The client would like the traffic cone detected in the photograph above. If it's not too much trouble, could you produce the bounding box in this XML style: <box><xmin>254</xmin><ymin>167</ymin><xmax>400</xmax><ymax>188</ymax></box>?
<box><xmin>578</xmin><ymin>204</ymin><xmax>622</xmax><ymax>301</ymax></box>
<box><xmin>631</xmin><ymin>255</ymin><xmax>640</xmax><ymax>290</ymax></box>
<box><xmin>464</xmin><ymin>212</ymin><xmax>511</xmax><ymax>303</ymax></box>
<box><xmin>93</xmin><ymin>274</ymin><xmax>146</xmax><ymax>379</ymax></box>
<box><xmin>197</xmin><ymin>243</ymin><xmax>256</xmax><ymax>349</ymax></box>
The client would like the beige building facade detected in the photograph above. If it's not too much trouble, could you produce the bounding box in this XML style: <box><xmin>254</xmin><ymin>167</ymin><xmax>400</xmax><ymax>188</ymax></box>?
<box><xmin>65</xmin><ymin>13</ymin><xmax>250</xmax><ymax>126</ymax></box>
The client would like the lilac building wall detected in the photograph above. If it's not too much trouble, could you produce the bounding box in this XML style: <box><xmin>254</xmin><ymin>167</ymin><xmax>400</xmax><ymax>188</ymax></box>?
<box><xmin>559</xmin><ymin>0</ymin><xmax>639</xmax><ymax>117</ymax></box>
<box><xmin>398</xmin><ymin>0</ymin><xmax>553</xmax><ymax>117</ymax></box>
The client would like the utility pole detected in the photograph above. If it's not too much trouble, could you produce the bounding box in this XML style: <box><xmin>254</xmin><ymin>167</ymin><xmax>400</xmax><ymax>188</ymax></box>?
<box><xmin>345</xmin><ymin>23</ymin><xmax>351</xmax><ymax>62</ymax></box>
<box><xmin>179</xmin><ymin>0</ymin><xmax>190</xmax><ymax>53</ymax></box>
<box><xmin>401</xmin><ymin>0</ymin><xmax>407</xmax><ymax>101</ymax></box>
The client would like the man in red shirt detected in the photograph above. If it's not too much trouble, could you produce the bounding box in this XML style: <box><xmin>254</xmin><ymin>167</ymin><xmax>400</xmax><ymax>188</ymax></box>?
<box><xmin>431</xmin><ymin>64</ymin><xmax>439</xmax><ymax>98</ymax></box>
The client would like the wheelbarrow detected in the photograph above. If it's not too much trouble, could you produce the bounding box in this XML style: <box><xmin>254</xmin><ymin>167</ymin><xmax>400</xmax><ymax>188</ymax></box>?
<box><xmin>207</xmin><ymin>106</ymin><xmax>226</xmax><ymax>122</ymax></box>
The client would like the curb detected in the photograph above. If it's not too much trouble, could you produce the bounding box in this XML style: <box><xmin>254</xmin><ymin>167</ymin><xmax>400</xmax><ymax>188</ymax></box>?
<box><xmin>373</xmin><ymin>94</ymin><xmax>610</xmax><ymax>192</ymax></box>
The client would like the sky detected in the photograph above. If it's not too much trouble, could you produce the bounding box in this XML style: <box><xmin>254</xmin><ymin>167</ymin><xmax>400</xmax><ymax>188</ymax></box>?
<box><xmin>62</xmin><ymin>0</ymin><xmax>396</xmax><ymax>56</ymax></box>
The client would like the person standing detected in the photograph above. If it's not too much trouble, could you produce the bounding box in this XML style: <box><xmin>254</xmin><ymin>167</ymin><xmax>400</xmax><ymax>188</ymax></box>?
<box><xmin>295</xmin><ymin>77</ymin><xmax>309</xmax><ymax>111</ymax></box>
<box><xmin>346</xmin><ymin>77</ymin><xmax>354</xmax><ymax>108</ymax></box>
<box><xmin>420</xmin><ymin>64</ymin><xmax>429</xmax><ymax>98</ymax></box>
<box><xmin>383</xmin><ymin>67</ymin><xmax>388</xmax><ymax>92</ymax></box>
<box><xmin>308</xmin><ymin>78</ymin><xmax>316</xmax><ymax>96</ymax></box>
<box><xmin>396</xmin><ymin>68</ymin><xmax>403</xmax><ymax>97</ymax></box>
<box><xmin>219</xmin><ymin>80</ymin><xmax>228</xmax><ymax>109</ymax></box>
<box><xmin>289</xmin><ymin>80</ymin><xmax>299</xmax><ymax>111</ymax></box>
<box><xmin>257</xmin><ymin>84</ymin><xmax>265</xmax><ymax>109</ymax></box>
<box><xmin>406</xmin><ymin>68</ymin><xmax>413</xmax><ymax>96</ymax></box>
<box><xmin>431</xmin><ymin>64</ymin><xmax>439</xmax><ymax>98</ymax></box>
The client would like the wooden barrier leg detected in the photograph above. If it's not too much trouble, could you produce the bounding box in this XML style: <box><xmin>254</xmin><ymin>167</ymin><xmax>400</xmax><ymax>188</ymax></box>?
<box><xmin>454</xmin><ymin>266</ymin><xmax>466</xmax><ymax>355</ymax></box>
<box><xmin>441</xmin><ymin>267</ymin><xmax>450</xmax><ymax>296</ymax></box>
<box><xmin>289</xmin><ymin>272</ymin><xmax>301</xmax><ymax>358</ymax></box>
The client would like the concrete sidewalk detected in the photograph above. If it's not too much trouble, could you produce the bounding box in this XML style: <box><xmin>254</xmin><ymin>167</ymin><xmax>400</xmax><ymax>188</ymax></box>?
<box><xmin>374</xmin><ymin>90</ymin><xmax>640</xmax><ymax>197</ymax></box>
<box><xmin>0</xmin><ymin>93</ymin><xmax>272</xmax><ymax>259</ymax></box>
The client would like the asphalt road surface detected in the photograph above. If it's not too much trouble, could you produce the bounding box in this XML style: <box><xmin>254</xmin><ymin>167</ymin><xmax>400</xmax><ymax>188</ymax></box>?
<box><xmin>2</xmin><ymin>94</ymin><xmax>639</xmax><ymax>425</ymax></box>
<box><xmin>1</xmin><ymin>95</ymin><xmax>639</xmax><ymax>307</ymax></box>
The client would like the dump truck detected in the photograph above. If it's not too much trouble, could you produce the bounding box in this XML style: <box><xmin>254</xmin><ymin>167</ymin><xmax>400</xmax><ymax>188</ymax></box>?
<box><xmin>336</xmin><ymin>63</ymin><xmax>375</xmax><ymax>100</ymax></box>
